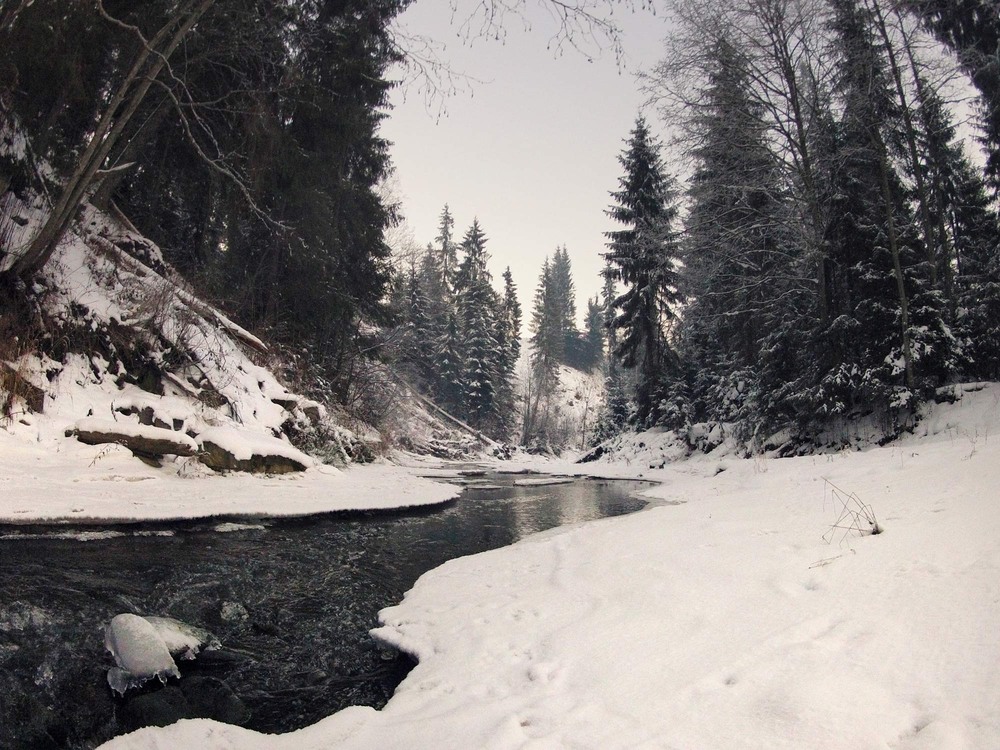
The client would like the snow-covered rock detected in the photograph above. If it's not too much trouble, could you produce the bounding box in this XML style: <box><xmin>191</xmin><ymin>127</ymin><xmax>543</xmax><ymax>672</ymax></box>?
<box><xmin>143</xmin><ymin>617</ymin><xmax>220</xmax><ymax>661</ymax></box>
<box><xmin>197</xmin><ymin>426</ymin><xmax>314</xmax><ymax>474</ymax></box>
<box><xmin>104</xmin><ymin>614</ymin><xmax>180</xmax><ymax>696</ymax></box>
<box><xmin>69</xmin><ymin>418</ymin><xmax>198</xmax><ymax>458</ymax></box>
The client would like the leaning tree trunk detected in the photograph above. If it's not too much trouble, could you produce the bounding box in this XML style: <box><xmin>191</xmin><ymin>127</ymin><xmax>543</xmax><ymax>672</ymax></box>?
<box><xmin>7</xmin><ymin>0</ymin><xmax>214</xmax><ymax>280</ymax></box>
<box><xmin>90</xmin><ymin>95</ymin><xmax>172</xmax><ymax>212</ymax></box>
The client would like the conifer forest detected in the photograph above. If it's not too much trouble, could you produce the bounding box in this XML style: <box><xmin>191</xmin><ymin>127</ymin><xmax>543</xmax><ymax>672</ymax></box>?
<box><xmin>2</xmin><ymin>0</ymin><xmax>999</xmax><ymax>451</ymax></box>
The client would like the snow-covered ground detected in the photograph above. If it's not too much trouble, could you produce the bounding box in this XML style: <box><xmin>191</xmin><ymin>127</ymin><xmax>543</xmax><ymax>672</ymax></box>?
<box><xmin>0</xmin><ymin>197</ymin><xmax>470</xmax><ymax>522</ymax></box>
<box><xmin>97</xmin><ymin>382</ymin><xmax>1000</xmax><ymax>749</ymax></box>
<box><xmin>0</xmin><ymin>426</ymin><xmax>458</xmax><ymax>522</ymax></box>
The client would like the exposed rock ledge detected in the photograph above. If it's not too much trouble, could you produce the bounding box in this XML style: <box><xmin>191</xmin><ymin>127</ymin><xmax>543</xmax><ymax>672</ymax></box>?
<box><xmin>67</xmin><ymin>418</ymin><xmax>198</xmax><ymax>458</ymax></box>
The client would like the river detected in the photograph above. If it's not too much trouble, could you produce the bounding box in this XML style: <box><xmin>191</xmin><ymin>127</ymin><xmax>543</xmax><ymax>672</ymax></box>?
<box><xmin>0</xmin><ymin>471</ymin><xmax>649</xmax><ymax>749</ymax></box>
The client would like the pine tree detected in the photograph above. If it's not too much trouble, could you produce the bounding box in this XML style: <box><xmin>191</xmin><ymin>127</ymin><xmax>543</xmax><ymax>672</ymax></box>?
<box><xmin>904</xmin><ymin>0</ymin><xmax>1000</xmax><ymax>192</ymax></box>
<box><xmin>456</xmin><ymin>219</ymin><xmax>500</xmax><ymax>431</ymax></box>
<box><xmin>584</xmin><ymin>296</ymin><xmax>605</xmax><ymax>371</ymax></box>
<box><xmin>494</xmin><ymin>267</ymin><xmax>523</xmax><ymax>438</ymax></box>
<box><xmin>605</xmin><ymin>116</ymin><xmax>684</xmax><ymax>426</ymax></box>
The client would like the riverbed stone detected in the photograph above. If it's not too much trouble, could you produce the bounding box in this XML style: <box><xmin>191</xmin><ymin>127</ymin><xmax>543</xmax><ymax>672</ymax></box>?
<box><xmin>120</xmin><ymin>686</ymin><xmax>190</xmax><ymax>731</ymax></box>
<box><xmin>118</xmin><ymin>677</ymin><xmax>250</xmax><ymax>731</ymax></box>
<box><xmin>181</xmin><ymin>676</ymin><xmax>251</xmax><ymax>725</ymax></box>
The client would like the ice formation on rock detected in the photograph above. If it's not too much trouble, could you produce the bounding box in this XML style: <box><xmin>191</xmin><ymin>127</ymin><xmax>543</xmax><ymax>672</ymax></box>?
<box><xmin>104</xmin><ymin>614</ymin><xmax>181</xmax><ymax>695</ymax></box>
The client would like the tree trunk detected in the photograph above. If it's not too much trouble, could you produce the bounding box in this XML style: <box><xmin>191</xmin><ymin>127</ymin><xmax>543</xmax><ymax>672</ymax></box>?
<box><xmin>895</xmin><ymin>10</ymin><xmax>959</xmax><ymax>319</ymax></box>
<box><xmin>870</xmin><ymin>0</ymin><xmax>938</xmax><ymax>287</ymax></box>
<box><xmin>7</xmin><ymin>0</ymin><xmax>214</xmax><ymax>280</ymax></box>
<box><xmin>90</xmin><ymin>96</ymin><xmax>171</xmax><ymax>212</ymax></box>
<box><xmin>876</xmin><ymin>138</ymin><xmax>916</xmax><ymax>391</ymax></box>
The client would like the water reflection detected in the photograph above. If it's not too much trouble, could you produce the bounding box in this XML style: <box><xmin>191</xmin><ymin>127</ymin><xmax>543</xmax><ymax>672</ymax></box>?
<box><xmin>0</xmin><ymin>474</ymin><xmax>649</xmax><ymax>749</ymax></box>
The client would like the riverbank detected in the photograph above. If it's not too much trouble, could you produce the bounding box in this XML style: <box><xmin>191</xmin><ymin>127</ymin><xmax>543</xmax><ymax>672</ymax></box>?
<box><xmin>0</xmin><ymin>429</ymin><xmax>459</xmax><ymax>523</ymax></box>
<box><xmin>97</xmin><ymin>383</ymin><xmax>1000</xmax><ymax>749</ymax></box>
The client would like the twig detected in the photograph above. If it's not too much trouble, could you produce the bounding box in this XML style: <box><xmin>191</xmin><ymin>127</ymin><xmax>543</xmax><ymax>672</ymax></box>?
<box><xmin>822</xmin><ymin>478</ymin><xmax>882</xmax><ymax>546</ymax></box>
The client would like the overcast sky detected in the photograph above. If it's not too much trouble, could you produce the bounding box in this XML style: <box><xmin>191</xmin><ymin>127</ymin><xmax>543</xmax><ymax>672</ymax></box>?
<box><xmin>381</xmin><ymin>2</ymin><xmax>675</xmax><ymax>325</ymax></box>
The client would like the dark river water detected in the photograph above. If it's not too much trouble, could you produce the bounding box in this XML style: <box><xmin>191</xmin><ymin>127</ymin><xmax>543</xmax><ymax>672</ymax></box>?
<box><xmin>0</xmin><ymin>471</ymin><xmax>649</xmax><ymax>749</ymax></box>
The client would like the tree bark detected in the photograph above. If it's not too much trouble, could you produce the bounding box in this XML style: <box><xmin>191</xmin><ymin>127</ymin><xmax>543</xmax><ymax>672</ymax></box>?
<box><xmin>90</xmin><ymin>96</ymin><xmax>171</xmax><ymax>212</ymax></box>
<box><xmin>869</xmin><ymin>0</ymin><xmax>938</xmax><ymax>286</ymax></box>
<box><xmin>8</xmin><ymin>0</ymin><xmax>214</xmax><ymax>280</ymax></box>
<box><xmin>876</xmin><ymin>137</ymin><xmax>916</xmax><ymax>391</ymax></box>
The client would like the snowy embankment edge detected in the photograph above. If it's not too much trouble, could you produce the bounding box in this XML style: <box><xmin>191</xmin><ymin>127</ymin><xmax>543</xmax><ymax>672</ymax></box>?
<box><xmin>0</xmin><ymin>459</ymin><xmax>460</xmax><ymax>525</ymax></box>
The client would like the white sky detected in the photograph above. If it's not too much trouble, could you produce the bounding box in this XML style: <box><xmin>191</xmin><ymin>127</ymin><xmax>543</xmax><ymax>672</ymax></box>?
<box><xmin>382</xmin><ymin>1</ymin><xmax>675</xmax><ymax>325</ymax></box>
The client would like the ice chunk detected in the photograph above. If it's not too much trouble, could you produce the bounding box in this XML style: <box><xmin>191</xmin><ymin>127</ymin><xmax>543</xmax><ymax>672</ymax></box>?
<box><xmin>104</xmin><ymin>613</ymin><xmax>179</xmax><ymax>695</ymax></box>
<box><xmin>144</xmin><ymin>616</ymin><xmax>220</xmax><ymax>661</ymax></box>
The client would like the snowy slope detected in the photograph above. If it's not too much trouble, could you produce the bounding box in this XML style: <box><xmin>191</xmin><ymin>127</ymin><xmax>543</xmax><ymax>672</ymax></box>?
<box><xmin>1</xmin><ymin>185</ymin><xmax>464</xmax><ymax>520</ymax></box>
<box><xmin>516</xmin><ymin>347</ymin><xmax>605</xmax><ymax>454</ymax></box>
<box><xmin>99</xmin><ymin>382</ymin><xmax>1000</xmax><ymax>749</ymax></box>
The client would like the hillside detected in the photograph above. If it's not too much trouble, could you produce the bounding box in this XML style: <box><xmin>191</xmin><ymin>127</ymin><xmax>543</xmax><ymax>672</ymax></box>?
<box><xmin>515</xmin><ymin>347</ymin><xmax>606</xmax><ymax>455</ymax></box>
<box><xmin>0</xmin><ymin>180</ymin><xmax>483</xmax><ymax>523</ymax></box>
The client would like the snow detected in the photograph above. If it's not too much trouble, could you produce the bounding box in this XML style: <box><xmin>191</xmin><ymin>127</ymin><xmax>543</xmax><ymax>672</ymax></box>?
<box><xmin>104</xmin><ymin>614</ymin><xmax>181</xmax><ymax>695</ymax></box>
<box><xmin>0</xmin><ymin>211</ymin><xmax>463</xmax><ymax>523</ymax></box>
<box><xmin>511</xmin><ymin>476</ymin><xmax>574</xmax><ymax>486</ymax></box>
<box><xmin>73</xmin><ymin>417</ymin><xmax>200</xmax><ymax>453</ymax></box>
<box><xmin>96</xmin><ymin>383</ymin><xmax>1000</xmax><ymax>749</ymax></box>
<box><xmin>197</xmin><ymin>426</ymin><xmax>314</xmax><ymax>467</ymax></box>
<box><xmin>144</xmin><ymin>616</ymin><xmax>220</xmax><ymax>661</ymax></box>
<box><xmin>0</xmin><ymin>427</ymin><xmax>458</xmax><ymax>522</ymax></box>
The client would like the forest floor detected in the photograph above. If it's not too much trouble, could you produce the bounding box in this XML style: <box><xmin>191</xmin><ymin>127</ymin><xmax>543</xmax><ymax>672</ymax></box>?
<box><xmin>97</xmin><ymin>382</ymin><xmax>1000</xmax><ymax>749</ymax></box>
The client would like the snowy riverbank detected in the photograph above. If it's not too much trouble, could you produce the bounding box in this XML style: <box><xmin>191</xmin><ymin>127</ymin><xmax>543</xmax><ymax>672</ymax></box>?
<box><xmin>0</xmin><ymin>429</ymin><xmax>459</xmax><ymax>523</ymax></box>
<box><xmin>96</xmin><ymin>383</ymin><xmax>1000</xmax><ymax>749</ymax></box>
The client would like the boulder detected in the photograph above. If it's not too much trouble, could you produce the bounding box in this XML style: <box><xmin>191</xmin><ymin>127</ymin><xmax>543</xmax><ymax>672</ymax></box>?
<box><xmin>67</xmin><ymin>418</ymin><xmax>197</xmax><ymax>458</ymax></box>
<box><xmin>119</xmin><ymin>686</ymin><xmax>190</xmax><ymax>731</ymax></box>
<box><xmin>118</xmin><ymin>677</ymin><xmax>250</xmax><ymax>731</ymax></box>
<box><xmin>196</xmin><ymin>427</ymin><xmax>312</xmax><ymax>474</ymax></box>
<box><xmin>1</xmin><ymin>362</ymin><xmax>46</xmax><ymax>414</ymax></box>
<box><xmin>270</xmin><ymin>395</ymin><xmax>298</xmax><ymax>411</ymax></box>
<box><xmin>104</xmin><ymin>613</ymin><xmax>181</xmax><ymax>696</ymax></box>
<box><xmin>181</xmin><ymin>676</ymin><xmax>250</xmax><ymax>725</ymax></box>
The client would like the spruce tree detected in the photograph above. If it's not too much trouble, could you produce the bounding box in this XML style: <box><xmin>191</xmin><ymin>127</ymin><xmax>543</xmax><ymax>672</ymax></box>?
<box><xmin>494</xmin><ymin>267</ymin><xmax>523</xmax><ymax>438</ymax></box>
<box><xmin>404</xmin><ymin>265</ymin><xmax>435</xmax><ymax>386</ymax></box>
<box><xmin>822</xmin><ymin>0</ymin><xmax>957</xmax><ymax>414</ymax></box>
<box><xmin>605</xmin><ymin>116</ymin><xmax>684</xmax><ymax>426</ymax></box>
<box><xmin>584</xmin><ymin>297</ymin><xmax>605</xmax><ymax>371</ymax></box>
<box><xmin>435</xmin><ymin>204</ymin><xmax>459</xmax><ymax>294</ymax></box>
<box><xmin>529</xmin><ymin>258</ymin><xmax>563</xmax><ymax>395</ymax></box>
<box><xmin>904</xmin><ymin>0</ymin><xmax>1000</xmax><ymax>192</ymax></box>
<box><xmin>550</xmin><ymin>245</ymin><xmax>582</xmax><ymax>365</ymax></box>
<box><xmin>523</xmin><ymin>258</ymin><xmax>564</xmax><ymax>449</ymax></box>
<box><xmin>676</xmin><ymin>34</ymin><xmax>812</xmax><ymax>439</ymax></box>
<box><xmin>456</xmin><ymin>219</ymin><xmax>500</xmax><ymax>431</ymax></box>
<box><xmin>437</xmin><ymin>310</ymin><xmax>465</xmax><ymax>414</ymax></box>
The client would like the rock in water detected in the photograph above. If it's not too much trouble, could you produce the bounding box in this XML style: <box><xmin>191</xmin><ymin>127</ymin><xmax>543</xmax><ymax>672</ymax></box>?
<box><xmin>180</xmin><ymin>676</ymin><xmax>251</xmax><ymax>725</ymax></box>
<box><xmin>104</xmin><ymin>614</ymin><xmax>180</xmax><ymax>695</ymax></box>
<box><xmin>143</xmin><ymin>616</ymin><xmax>220</xmax><ymax>661</ymax></box>
<box><xmin>119</xmin><ymin>686</ymin><xmax>191</xmax><ymax>731</ymax></box>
